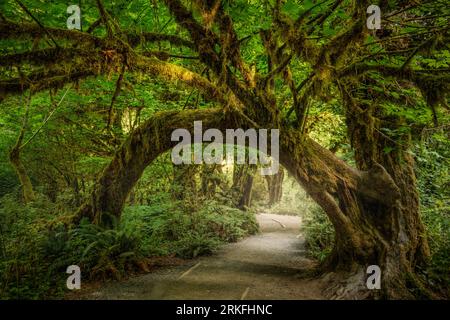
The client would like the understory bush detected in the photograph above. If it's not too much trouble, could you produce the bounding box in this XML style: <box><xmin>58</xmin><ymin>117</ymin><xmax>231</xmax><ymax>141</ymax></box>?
<box><xmin>0</xmin><ymin>193</ymin><xmax>258</xmax><ymax>299</ymax></box>
<box><xmin>421</xmin><ymin>206</ymin><xmax>450</xmax><ymax>297</ymax></box>
<box><xmin>302</xmin><ymin>206</ymin><xmax>335</xmax><ymax>262</ymax></box>
<box><xmin>121</xmin><ymin>197</ymin><xmax>258</xmax><ymax>258</ymax></box>
<box><xmin>415</xmin><ymin>129</ymin><xmax>450</xmax><ymax>297</ymax></box>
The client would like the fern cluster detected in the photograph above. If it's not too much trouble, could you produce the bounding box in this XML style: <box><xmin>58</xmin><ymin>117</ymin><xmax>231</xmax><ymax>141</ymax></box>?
<box><xmin>0</xmin><ymin>193</ymin><xmax>258</xmax><ymax>299</ymax></box>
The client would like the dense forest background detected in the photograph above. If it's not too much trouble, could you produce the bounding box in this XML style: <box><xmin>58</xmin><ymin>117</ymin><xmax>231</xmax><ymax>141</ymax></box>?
<box><xmin>0</xmin><ymin>0</ymin><xmax>448</xmax><ymax>299</ymax></box>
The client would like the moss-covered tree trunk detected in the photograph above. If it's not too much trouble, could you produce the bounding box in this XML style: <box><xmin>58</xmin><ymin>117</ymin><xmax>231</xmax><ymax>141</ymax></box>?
<box><xmin>278</xmin><ymin>122</ymin><xmax>432</xmax><ymax>298</ymax></box>
<box><xmin>232</xmin><ymin>164</ymin><xmax>256</xmax><ymax>210</ymax></box>
<box><xmin>74</xmin><ymin>108</ymin><xmax>241</xmax><ymax>225</ymax></box>
<box><xmin>328</xmin><ymin>94</ymin><xmax>432</xmax><ymax>298</ymax></box>
<box><xmin>74</xmin><ymin>107</ymin><xmax>431</xmax><ymax>298</ymax></box>
<box><xmin>9</xmin><ymin>143</ymin><xmax>35</xmax><ymax>204</ymax></box>
<box><xmin>265</xmin><ymin>168</ymin><xmax>284</xmax><ymax>207</ymax></box>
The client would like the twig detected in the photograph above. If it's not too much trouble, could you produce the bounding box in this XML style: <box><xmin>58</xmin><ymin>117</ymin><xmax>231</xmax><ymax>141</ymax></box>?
<box><xmin>86</xmin><ymin>18</ymin><xmax>102</xmax><ymax>34</ymax></box>
<box><xmin>400</xmin><ymin>36</ymin><xmax>435</xmax><ymax>70</ymax></box>
<box><xmin>14</xmin><ymin>0</ymin><xmax>59</xmax><ymax>48</ymax></box>
<box><xmin>20</xmin><ymin>85</ymin><xmax>71</xmax><ymax>149</ymax></box>
<box><xmin>263</xmin><ymin>54</ymin><xmax>293</xmax><ymax>84</ymax></box>
<box><xmin>271</xmin><ymin>218</ymin><xmax>286</xmax><ymax>228</ymax></box>
<box><xmin>95</xmin><ymin>0</ymin><xmax>114</xmax><ymax>37</ymax></box>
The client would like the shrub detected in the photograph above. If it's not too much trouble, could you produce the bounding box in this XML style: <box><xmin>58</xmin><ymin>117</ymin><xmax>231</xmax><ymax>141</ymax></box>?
<box><xmin>414</xmin><ymin>129</ymin><xmax>450</xmax><ymax>297</ymax></box>
<box><xmin>121</xmin><ymin>197</ymin><xmax>258</xmax><ymax>259</ymax></box>
<box><xmin>302</xmin><ymin>206</ymin><xmax>335</xmax><ymax>262</ymax></box>
<box><xmin>0</xmin><ymin>189</ymin><xmax>258</xmax><ymax>299</ymax></box>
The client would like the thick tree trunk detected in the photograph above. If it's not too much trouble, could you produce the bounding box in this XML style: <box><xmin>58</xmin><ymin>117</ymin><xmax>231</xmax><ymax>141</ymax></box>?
<box><xmin>74</xmin><ymin>108</ymin><xmax>242</xmax><ymax>225</ymax></box>
<box><xmin>74</xmin><ymin>107</ymin><xmax>431</xmax><ymax>298</ymax></box>
<box><xmin>265</xmin><ymin>168</ymin><xmax>284</xmax><ymax>206</ymax></box>
<box><xmin>239</xmin><ymin>175</ymin><xmax>254</xmax><ymax>209</ymax></box>
<box><xmin>335</xmin><ymin>99</ymin><xmax>431</xmax><ymax>298</ymax></box>
<box><xmin>278</xmin><ymin>125</ymin><xmax>432</xmax><ymax>298</ymax></box>
<box><xmin>232</xmin><ymin>164</ymin><xmax>256</xmax><ymax>210</ymax></box>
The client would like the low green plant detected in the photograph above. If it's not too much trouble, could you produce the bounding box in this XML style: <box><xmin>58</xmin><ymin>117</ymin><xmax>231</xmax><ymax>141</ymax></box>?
<box><xmin>302</xmin><ymin>206</ymin><xmax>335</xmax><ymax>262</ymax></box>
<box><xmin>414</xmin><ymin>129</ymin><xmax>449</xmax><ymax>297</ymax></box>
<box><xmin>0</xmin><ymin>191</ymin><xmax>259</xmax><ymax>299</ymax></box>
<box><xmin>121</xmin><ymin>196</ymin><xmax>258</xmax><ymax>259</ymax></box>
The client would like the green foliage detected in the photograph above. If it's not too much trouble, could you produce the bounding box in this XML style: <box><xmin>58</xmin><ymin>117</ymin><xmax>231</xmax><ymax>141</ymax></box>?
<box><xmin>0</xmin><ymin>0</ymin><xmax>448</xmax><ymax>300</ymax></box>
<box><xmin>0</xmin><ymin>191</ymin><xmax>258</xmax><ymax>299</ymax></box>
<box><xmin>0</xmin><ymin>194</ymin><xmax>144</xmax><ymax>298</ymax></box>
<box><xmin>414</xmin><ymin>129</ymin><xmax>450</xmax><ymax>296</ymax></box>
<box><xmin>122</xmin><ymin>196</ymin><xmax>258</xmax><ymax>259</ymax></box>
<box><xmin>421</xmin><ymin>207</ymin><xmax>450</xmax><ymax>296</ymax></box>
<box><xmin>302</xmin><ymin>207</ymin><xmax>334</xmax><ymax>262</ymax></box>
<box><xmin>0</xmin><ymin>194</ymin><xmax>65</xmax><ymax>299</ymax></box>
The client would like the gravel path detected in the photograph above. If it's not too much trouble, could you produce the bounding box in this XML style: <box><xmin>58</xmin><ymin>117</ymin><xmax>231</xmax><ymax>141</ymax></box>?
<box><xmin>71</xmin><ymin>213</ymin><xmax>325</xmax><ymax>300</ymax></box>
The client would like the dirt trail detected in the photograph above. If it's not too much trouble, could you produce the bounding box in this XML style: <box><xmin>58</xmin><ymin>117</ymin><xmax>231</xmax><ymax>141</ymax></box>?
<box><xmin>74</xmin><ymin>213</ymin><xmax>326</xmax><ymax>300</ymax></box>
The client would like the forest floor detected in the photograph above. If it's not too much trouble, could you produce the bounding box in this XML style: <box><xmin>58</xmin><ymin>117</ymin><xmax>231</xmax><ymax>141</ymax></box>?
<box><xmin>68</xmin><ymin>213</ymin><xmax>326</xmax><ymax>299</ymax></box>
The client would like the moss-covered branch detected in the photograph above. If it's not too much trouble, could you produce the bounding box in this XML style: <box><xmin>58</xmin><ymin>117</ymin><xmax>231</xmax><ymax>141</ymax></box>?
<box><xmin>0</xmin><ymin>20</ymin><xmax>194</xmax><ymax>49</ymax></box>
